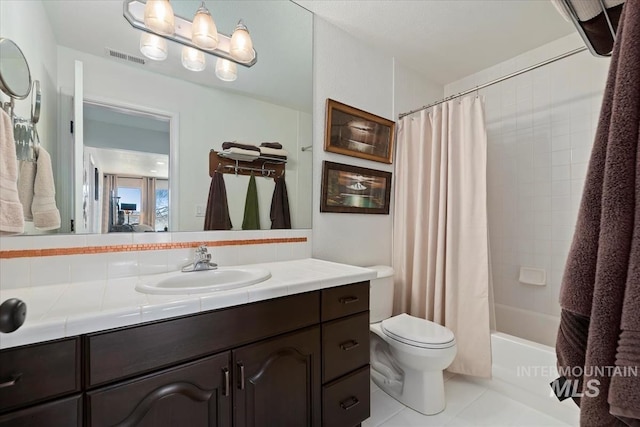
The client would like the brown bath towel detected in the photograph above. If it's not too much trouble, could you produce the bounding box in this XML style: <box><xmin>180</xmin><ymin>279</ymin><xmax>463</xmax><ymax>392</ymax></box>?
<box><xmin>270</xmin><ymin>175</ymin><xmax>291</xmax><ymax>229</ymax></box>
<box><xmin>204</xmin><ymin>172</ymin><xmax>232</xmax><ymax>230</ymax></box>
<box><xmin>260</xmin><ymin>142</ymin><xmax>282</xmax><ymax>149</ymax></box>
<box><xmin>556</xmin><ymin>2</ymin><xmax>640</xmax><ymax>426</ymax></box>
<box><xmin>221</xmin><ymin>141</ymin><xmax>260</xmax><ymax>152</ymax></box>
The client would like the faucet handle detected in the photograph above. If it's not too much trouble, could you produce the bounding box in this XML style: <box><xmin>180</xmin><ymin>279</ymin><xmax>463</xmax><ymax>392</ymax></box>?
<box><xmin>196</xmin><ymin>245</ymin><xmax>208</xmax><ymax>255</ymax></box>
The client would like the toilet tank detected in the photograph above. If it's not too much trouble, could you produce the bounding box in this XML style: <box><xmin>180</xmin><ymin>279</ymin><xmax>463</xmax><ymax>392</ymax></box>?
<box><xmin>367</xmin><ymin>265</ymin><xmax>395</xmax><ymax>323</ymax></box>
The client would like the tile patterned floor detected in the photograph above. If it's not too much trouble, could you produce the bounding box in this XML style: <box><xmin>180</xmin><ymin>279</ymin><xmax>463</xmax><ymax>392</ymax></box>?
<box><xmin>363</xmin><ymin>373</ymin><xmax>571</xmax><ymax>427</ymax></box>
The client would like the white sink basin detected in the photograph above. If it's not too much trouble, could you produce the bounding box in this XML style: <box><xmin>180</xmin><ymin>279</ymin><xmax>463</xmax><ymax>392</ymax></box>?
<box><xmin>136</xmin><ymin>267</ymin><xmax>271</xmax><ymax>295</ymax></box>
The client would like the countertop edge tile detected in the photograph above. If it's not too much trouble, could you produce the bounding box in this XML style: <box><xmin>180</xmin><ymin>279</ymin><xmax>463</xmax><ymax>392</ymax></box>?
<box><xmin>0</xmin><ymin>258</ymin><xmax>377</xmax><ymax>349</ymax></box>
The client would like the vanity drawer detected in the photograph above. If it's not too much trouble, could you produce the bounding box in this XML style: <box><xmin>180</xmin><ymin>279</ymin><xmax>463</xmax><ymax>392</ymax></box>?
<box><xmin>322</xmin><ymin>312</ymin><xmax>370</xmax><ymax>383</ymax></box>
<box><xmin>321</xmin><ymin>282</ymin><xmax>370</xmax><ymax>322</ymax></box>
<box><xmin>86</xmin><ymin>291</ymin><xmax>319</xmax><ymax>387</ymax></box>
<box><xmin>0</xmin><ymin>338</ymin><xmax>80</xmax><ymax>413</ymax></box>
<box><xmin>0</xmin><ymin>395</ymin><xmax>82</xmax><ymax>427</ymax></box>
<box><xmin>322</xmin><ymin>365</ymin><xmax>370</xmax><ymax>427</ymax></box>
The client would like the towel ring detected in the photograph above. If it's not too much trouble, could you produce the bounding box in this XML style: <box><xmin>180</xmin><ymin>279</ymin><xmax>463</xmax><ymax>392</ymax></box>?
<box><xmin>30</xmin><ymin>80</ymin><xmax>41</xmax><ymax>125</ymax></box>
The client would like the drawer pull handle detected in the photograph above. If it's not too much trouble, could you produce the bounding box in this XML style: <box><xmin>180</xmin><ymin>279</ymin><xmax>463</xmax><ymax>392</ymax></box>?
<box><xmin>340</xmin><ymin>396</ymin><xmax>360</xmax><ymax>411</ymax></box>
<box><xmin>222</xmin><ymin>367</ymin><xmax>230</xmax><ymax>397</ymax></box>
<box><xmin>339</xmin><ymin>296</ymin><xmax>359</xmax><ymax>305</ymax></box>
<box><xmin>238</xmin><ymin>362</ymin><xmax>245</xmax><ymax>390</ymax></box>
<box><xmin>0</xmin><ymin>374</ymin><xmax>21</xmax><ymax>389</ymax></box>
<box><xmin>340</xmin><ymin>340</ymin><xmax>360</xmax><ymax>351</ymax></box>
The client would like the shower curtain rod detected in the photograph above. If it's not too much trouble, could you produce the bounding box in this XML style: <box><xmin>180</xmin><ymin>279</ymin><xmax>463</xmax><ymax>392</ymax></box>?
<box><xmin>398</xmin><ymin>46</ymin><xmax>588</xmax><ymax>119</ymax></box>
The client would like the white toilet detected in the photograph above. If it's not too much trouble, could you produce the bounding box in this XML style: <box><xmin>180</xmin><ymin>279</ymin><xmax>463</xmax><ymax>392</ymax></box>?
<box><xmin>368</xmin><ymin>265</ymin><xmax>457</xmax><ymax>415</ymax></box>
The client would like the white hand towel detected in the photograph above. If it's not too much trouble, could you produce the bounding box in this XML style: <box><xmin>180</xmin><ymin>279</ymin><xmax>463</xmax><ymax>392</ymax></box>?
<box><xmin>31</xmin><ymin>146</ymin><xmax>61</xmax><ymax>230</ymax></box>
<box><xmin>0</xmin><ymin>110</ymin><xmax>25</xmax><ymax>235</ymax></box>
<box><xmin>18</xmin><ymin>160</ymin><xmax>36</xmax><ymax>221</ymax></box>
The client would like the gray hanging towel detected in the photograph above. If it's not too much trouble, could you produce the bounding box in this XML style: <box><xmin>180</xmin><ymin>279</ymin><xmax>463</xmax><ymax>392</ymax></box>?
<box><xmin>204</xmin><ymin>172</ymin><xmax>232</xmax><ymax>230</ymax></box>
<box><xmin>555</xmin><ymin>3</ymin><xmax>640</xmax><ymax>425</ymax></box>
<box><xmin>242</xmin><ymin>174</ymin><xmax>260</xmax><ymax>230</ymax></box>
<box><xmin>270</xmin><ymin>175</ymin><xmax>291</xmax><ymax>229</ymax></box>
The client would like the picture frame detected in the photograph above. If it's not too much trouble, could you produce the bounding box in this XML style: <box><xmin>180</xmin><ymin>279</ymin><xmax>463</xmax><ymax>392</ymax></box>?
<box><xmin>324</xmin><ymin>99</ymin><xmax>396</xmax><ymax>164</ymax></box>
<box><xmin>321</xmin><ymin>161</ymin><xmax>392</xmax><ymax>214</ymax></box>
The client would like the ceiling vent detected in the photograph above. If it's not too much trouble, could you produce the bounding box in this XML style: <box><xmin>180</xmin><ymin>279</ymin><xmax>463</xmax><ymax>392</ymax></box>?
<box><xmin>104</xmin><ymin>48</ymin><xmax>146</xmax><ymax>65</ymax></box>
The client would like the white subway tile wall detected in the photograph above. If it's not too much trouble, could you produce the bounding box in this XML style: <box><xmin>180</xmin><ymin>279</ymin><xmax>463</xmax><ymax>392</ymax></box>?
<box><xmin>445</xmin><ymin>34</ymin><xmax>610</xmax><ymax>342</ymax></box>
<box><xmin>0</xmin><ymin>230</ymin><xmax>312</xmax><ymax>290</ymax></box>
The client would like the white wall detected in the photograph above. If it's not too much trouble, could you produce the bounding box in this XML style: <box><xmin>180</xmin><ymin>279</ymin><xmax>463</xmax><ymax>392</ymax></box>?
<box><xmin>444</xmin><ymin>34</ymin><xmax>610</xmax><ymax>346</ymax></box>
<box><xmin>84</xmin><ymin>120</ymin><xmax>170</xmax><ymax>155</ymax></box>
<box><xmin>57</xmin><ymin>46</ymin><xmax>312</xmax><ymax>232</ymax></box>
<box><xmin>0</xmin><ymin>0</ymin><xmax>58</xmax><ymax>235</ymax></box>
<box><xmin>312</xmin><ymin>17</ymin><xmax>443</xmax><ymax>267</ymax></box>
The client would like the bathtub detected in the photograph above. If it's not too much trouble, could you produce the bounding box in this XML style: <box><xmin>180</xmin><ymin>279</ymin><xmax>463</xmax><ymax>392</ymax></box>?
<box><xmin>469</xmin><ymin>332</ymin><xmax>580</xmax><ymax>425</ymax></box>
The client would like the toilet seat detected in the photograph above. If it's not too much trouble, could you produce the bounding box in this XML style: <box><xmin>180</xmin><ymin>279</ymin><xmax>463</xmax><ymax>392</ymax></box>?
<box><xmin>381</xmin><ymin>313</ymin><xmax>455</xmax><ymax>349</ymax></box>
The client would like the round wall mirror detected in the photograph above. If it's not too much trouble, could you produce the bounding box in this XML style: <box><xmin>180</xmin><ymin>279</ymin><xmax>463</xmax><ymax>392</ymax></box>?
<box><xmin>0</xmin><ymin>38</ymin><xmax>32</xmax><ymax>100</ymax></box>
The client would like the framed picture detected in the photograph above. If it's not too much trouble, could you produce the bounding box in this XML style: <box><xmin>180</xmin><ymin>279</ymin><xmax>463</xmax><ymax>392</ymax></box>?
<box><xmin>321</xmin><ymin>161</ymin><xmax>392</xmax><ymax>214</ymax></box>
<box><xmin>324</xmin><ymin>99</ymin><xmax>396</xmax><ymax>164</ymax></box>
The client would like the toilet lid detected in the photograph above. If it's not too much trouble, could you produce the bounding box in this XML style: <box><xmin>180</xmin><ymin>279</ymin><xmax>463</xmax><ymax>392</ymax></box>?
<box><xmin>381</xmin><ymin>313</ymin><xmax>455</xmax><ymax>349</ymax></box>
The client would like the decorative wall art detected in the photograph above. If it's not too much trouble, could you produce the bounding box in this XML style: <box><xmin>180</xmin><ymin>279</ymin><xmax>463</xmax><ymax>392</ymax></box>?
<box><xmin>320</xmin><ymin>161</ymin><xmax>392</xmax><ymax>214</ymax></box>
<box><xmin>324</xmin><ymin>99</ymin><xmax>395</xmax><ymax>164</ymax></box>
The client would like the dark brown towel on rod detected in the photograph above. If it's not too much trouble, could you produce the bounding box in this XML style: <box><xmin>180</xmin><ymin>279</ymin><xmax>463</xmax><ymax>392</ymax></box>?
<box><xmin>270</xmin><ymin>175</ymin><xmax>291</xmax><ymax>229</ymax></box>
<box><xmin>579</xmin><ymin>4</ymin><xmax>623</xmax><ymax>56</ymax></box>
<box><xmin>556</xmin><ymin>2</ymin><xmax>640</xmax><ymax>426</ymax></box>
<box><xmin>204</xmin><ymin>172</ymin><xmax>232</xmax><ymax>230</ymax></box>
<box><xmin>221</xmin><ymin>141</ymin><xmax>260</xmax><ymax>152</ymax></box>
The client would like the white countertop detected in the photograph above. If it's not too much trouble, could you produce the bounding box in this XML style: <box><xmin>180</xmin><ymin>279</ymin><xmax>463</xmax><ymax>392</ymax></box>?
<box><xmin>0</xmin><ymin>258</ymin><xmax>377</xmax><ymax>350</ymax></box>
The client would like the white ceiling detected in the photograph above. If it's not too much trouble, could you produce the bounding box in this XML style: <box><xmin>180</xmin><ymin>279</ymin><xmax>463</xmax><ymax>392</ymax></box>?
<box><xmin>42</xmin><ymin>1</ymin><xmax>313</xmax><ymax>112</ymax></box>
<box><xmin>295</xmin><ymin>0</ymin><xmax>575</xmax><ymax>84</ymax></box>
<box><xmin>88</xmin><ymin>147</ymin><xmax>169</xmax><ymax>179</ymax></box>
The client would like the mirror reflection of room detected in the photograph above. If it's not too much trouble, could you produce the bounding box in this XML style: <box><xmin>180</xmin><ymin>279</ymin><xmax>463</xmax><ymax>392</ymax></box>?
<box><xmin>0</xmin><ymin>0</ymin><xmax>312</xmax><ymax>236</ymax></box>
<box><xmin>82</xmin><ymin>102</ymin><xmax>170</xmax><ymax>233</ymax></box>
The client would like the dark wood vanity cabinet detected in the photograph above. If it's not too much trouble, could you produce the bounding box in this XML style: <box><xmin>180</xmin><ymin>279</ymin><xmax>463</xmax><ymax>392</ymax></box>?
<box><xmin>86</xmin><ymin>352</ymin><xmax>231</xmax><ymax>427</ymax></box>
<box><xmin>0</xmin><ymin>282</ymin><xmax>370</xmax><ymax>427</ymax></box>
<box><xmin>233</xmin><ymin>327</ymin><xmax>321</xmax><ymax>427</ymax></box>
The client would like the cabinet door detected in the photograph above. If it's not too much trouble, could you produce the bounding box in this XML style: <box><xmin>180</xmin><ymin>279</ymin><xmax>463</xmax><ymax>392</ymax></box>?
<box><xmin>233</xmin><ymin>327</ymin><xmax>321</xmax><ymax>427</ymax></box>
<box><xmin>87</xmin><ymin>352</ymin><xmax>231</xmax><ymax>427</ymax></box>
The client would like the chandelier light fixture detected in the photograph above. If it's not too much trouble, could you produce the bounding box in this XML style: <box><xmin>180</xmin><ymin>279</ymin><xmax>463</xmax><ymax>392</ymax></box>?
<box><xmin>123</xmin><ymin>0</ymin><xmax>257</xmax><ymax>82</ymax></box>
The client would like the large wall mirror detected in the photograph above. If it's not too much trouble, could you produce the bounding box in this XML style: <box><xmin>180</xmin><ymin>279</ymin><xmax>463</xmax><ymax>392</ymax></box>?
<box><xmin>0</xmin><ymin>0</ymin><xmax>312</xmax><ymax>235</ymax></box>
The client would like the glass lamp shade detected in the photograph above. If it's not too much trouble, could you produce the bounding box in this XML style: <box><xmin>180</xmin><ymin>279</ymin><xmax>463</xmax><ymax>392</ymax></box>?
<box><xmin>215</xmin><ymin>58</ymin><xmax>237</xmax><ymax>82</ymax></box>
<box><xmin>192</xmin><ymin>3</ymin><xmax>219</xmax><ymax>50</ymax></box>
<box><xmin>143</xmin><ymin>0</ymin><xmax>175</xmax><ymax>36</ymax></box>
<box><xmin>139</xmin><ymin>33</ymin><xmax>168</xmax><ymax>61</ymax></box>
<box><xmin>229</xmin><ymin>20</ymin><xmax>254</xmax><ymax>63</ymax></box>
<box><xmin>181</xmin><ymin>46</ymin><xmax>206</xmax><ymax>72</ymax></box>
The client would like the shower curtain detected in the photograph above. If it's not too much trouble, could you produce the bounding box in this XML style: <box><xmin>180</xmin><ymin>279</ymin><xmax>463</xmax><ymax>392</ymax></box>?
<box><xmin>392</xmin><ymin>96</ymin><xmax>492</xmax><ymax>377</ymax></box>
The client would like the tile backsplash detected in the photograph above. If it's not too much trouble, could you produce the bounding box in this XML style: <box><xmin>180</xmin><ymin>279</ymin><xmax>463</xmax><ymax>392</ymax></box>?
<box><xmin>445</xmin><ymin>34</ymin><xmax>609</xmax><ymax>324</ymax></box>
<box><xmin>0</xmin><ymin>230</ymin><xmax>312</xmax><ymax>290</ymax></box>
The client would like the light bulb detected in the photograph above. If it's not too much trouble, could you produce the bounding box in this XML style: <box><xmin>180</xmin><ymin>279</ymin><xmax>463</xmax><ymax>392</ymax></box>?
<box><xmin>139</xmin><ymin>33</ymin><xmax>168</xmax><ymax>61</ymax></box>
<box><xmin>192</xmin><ymin>2</ymin><xmax>218</xmax><ymax>50</ymax></box>
<box><xmin>143</xmin><ymin>0</ymin><xmax>175</xmax><ymax>36</ymax></box>
<box><xmin>215</xmin><ymin>58</ymin><xmax>237</xmax><ymax>82</ymax></box>
<box><xmin>229</xmin><ymin>20</ymin><xmax>254</xmax><ymax>63</ymax></box>
<box><xmin>181</xmin><ymin>46</ymin><xmax>206</xmax><ymax>71</ymax></box>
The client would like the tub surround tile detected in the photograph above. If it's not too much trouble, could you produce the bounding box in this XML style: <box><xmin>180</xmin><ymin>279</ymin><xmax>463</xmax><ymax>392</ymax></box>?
<box><xmin>0</xmin><ymin>258</ymin><xmax>376</xmax><ymax>350</ymax></box>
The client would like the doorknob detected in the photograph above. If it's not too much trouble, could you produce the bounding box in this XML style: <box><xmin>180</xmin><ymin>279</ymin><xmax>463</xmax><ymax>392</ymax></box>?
<box><xmin>0</xmin><ymin>298</ymin><xmax>27</xmax><ymax>333</ymax></box>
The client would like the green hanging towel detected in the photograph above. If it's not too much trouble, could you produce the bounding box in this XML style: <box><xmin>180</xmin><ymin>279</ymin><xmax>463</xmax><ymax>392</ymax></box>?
<box><xmin>242</xmin><ymin>174</ymin><xmax>260</xmax><ymax>230</ymax></box>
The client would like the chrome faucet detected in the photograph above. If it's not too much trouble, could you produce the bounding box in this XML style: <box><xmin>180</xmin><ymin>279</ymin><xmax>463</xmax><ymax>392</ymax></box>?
<box><xmin>182</xmin><ymin>245</ymin><xmax>218</xmax><ymax>272</ymax></box>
